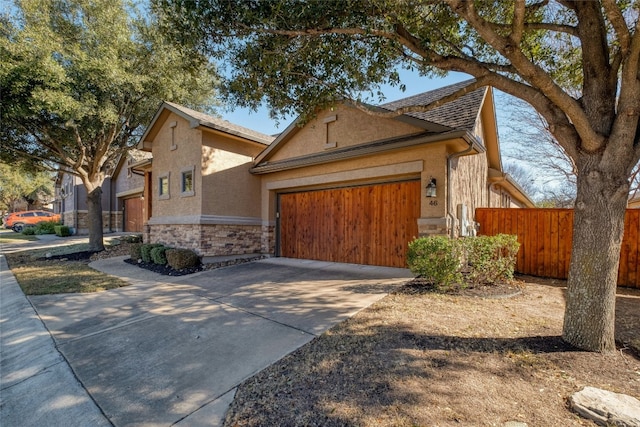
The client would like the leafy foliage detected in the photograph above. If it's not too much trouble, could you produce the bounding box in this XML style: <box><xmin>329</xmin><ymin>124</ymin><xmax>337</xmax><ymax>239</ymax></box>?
<box><xmin>1</xmin><ymin>0</ymin><xmax>218</xmax><ymax>250</ymax></box>
<box><xmin>140</xmin><ymin>244</ymin><xmax>164</xmax><ymax>263</ymax></box>
<box><xmin>31</xmin><ymin>220</ymin><xmax>60</xmax><ymax>235</ymax></box>
<box><xmin>407</xmin><ymin>235</ymin><xmax>520</xmax><ymax>290</ymax></box>
<box><xmin>129</xmin><ymin>242</ymin><xmax>143</xmax><ymax>262</ymax></box>
<box><xmin>407</xmin><ymin>236</ymin><xmax>463</xmax><ymax>290</ymax></box>
<box><xmin>54</xmin><ymin>225</ymin><xmax>71</xmax><ymax>237</ymax></box>
<box><xmin>150</xmin><ymin>245</ymin><xmax>168</xmax><ymax>265</ymax></box>
<box><xmin>464</xmin><ymin>234</ymin><xmax>520</xmax><ymax>285</ymax></box>
<box><xmin>0</xmin><ymin>161</ymin><xmax>54</xmax><ymax>211</ymax></box>
<box><xmin>166</xmin><ymin>248</ymin><xmax>200</xmax><ymax>270</ymax></box>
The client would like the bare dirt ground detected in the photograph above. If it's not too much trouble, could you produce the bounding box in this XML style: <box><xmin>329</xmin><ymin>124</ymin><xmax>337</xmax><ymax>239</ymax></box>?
<box><xmin>224</xmin><ymin>276</ymin><xmax>640</xmax><ymax>427</ymax></box>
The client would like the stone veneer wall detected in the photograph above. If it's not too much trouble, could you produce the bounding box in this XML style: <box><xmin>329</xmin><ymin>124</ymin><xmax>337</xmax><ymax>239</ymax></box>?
<box><xmin>61</xmin><ymin>211</ymin><xmax>122</xmax><ymax>235</ymax></box>
<box><xmin>261</xmin><ymin>224</ymin><xmax>275</xmax><ymax>255</ymax></box>
<box><xmin>149</xmin><ymin>223</ymin><xmax>265</xmax><ymax>257</ymax></box>
<box><xmin>417</xmin><ymin>217</ymin><xmax>450</xmax><ymax>237</ymax></box>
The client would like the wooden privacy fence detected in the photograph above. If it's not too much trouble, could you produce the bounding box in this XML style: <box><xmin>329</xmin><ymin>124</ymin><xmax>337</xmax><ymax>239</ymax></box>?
<box><xmin>475</xmin><ymin>208</ymin><xmax>640</xmax><ymax>289</ymax></box>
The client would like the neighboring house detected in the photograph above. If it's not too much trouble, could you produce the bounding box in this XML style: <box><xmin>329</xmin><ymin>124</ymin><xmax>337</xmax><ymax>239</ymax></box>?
<box><xmin>251</xmin><ymin>79</ymin><xmax>534</xmax><ymax>267</ymax></box>
<box><xmin>629</xmin><ymin>196</ymin><xmax>640</xmax><ymax>208</ymax></box>
<box><xmin>53</xmin><ymin>149</ymin><xmax>150</xmax><ymax>234</ymax></box>
<box><xmin>137</xmin><ymin>102</ymin><xmax>275</xmax><ymax>255</ymax></box>
<box><xmin>139</xmin><ymin>80</ymin><xmax>532</xmax><ymax>268</ymax></box>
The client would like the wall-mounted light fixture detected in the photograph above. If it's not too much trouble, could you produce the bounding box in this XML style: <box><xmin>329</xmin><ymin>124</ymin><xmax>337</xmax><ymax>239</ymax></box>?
<box><xmin>426</xmin><ymin>178</ymin><xmax>437</xmax><ymax>198</ymax></box>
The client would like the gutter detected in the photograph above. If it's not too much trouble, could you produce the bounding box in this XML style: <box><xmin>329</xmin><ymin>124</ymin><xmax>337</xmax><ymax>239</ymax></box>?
<box><xmin>447</xmin><ymin>134</ymin><xmax>484</xmax><ymax>238</ymax></box>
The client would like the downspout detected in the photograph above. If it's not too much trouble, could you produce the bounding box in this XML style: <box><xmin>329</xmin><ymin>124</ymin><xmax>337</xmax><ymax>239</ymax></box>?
<box><xmin>446</xmin><ymin>137</ymin><xmax>479</xmax><ymax>238</ymax></box>
<box><xmin>109</xmin><ymin>178</ymin><xmax>114</xmax><ymax>232</ymax></box>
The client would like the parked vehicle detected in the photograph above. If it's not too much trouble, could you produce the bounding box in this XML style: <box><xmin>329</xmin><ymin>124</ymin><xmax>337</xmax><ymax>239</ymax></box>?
<box><xmin>3</xmin><ymin>210</ymin><xmax>61</xmax><ymax>232</ymax></box>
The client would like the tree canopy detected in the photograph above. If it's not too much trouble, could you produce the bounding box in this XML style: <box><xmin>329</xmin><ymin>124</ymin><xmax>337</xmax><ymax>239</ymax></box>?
<box><xmin>154</xmin><ymin>0</ymin><xmax>640</xmax><ymax>352</ymax></box>
<box><xmin>1</xmin><ymin>0</ymin><xmax>218</xmax><ymax>250</ymax></box>
<box><xmin>0</xmin><ymin>161</ymin><xmax>54</xmax><ymax>213</ymax></box>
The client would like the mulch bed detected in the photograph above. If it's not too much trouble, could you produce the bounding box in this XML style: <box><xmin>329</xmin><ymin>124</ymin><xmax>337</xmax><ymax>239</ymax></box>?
<box><xmin>401</xmin><ymin>276</ymin><xmax>524</xmax><ymax>299</ymax></box>
<box><xmin>123</xmin><ymin>258</ymin><xmax>204</xmax><ymax>276</ymax></box>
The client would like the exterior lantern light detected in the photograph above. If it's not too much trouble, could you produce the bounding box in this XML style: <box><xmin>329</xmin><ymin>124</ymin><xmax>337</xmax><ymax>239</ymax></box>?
<box><xmin>426</xmin><ymin>178</ymin><xmax>437</xmax><ymax>198</ymax></box>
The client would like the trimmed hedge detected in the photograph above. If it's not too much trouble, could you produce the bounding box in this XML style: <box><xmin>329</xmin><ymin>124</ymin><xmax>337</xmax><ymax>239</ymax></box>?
<box><xmin>54</xmin><ymin>225</ymin><xmax>71</xmax><ymax>237</ymax></box>
<box><xmin>166</xmin><ymin>248</ymin><xmax>200</xmax><ymax>270</ymax></box>
<box><xmin>120</xmin><ymin>234</ymin><xmax>143</xmax><ymax>244</ymax></box>
<box><xmin>129</xmin><ymin>243</ymin><xmax>143</xmax><ymax>261</ymax></box>
<box><xmin>407</xmin><ymin>234</ymin><xmax>520</xmax><ymax>289</ymax></box>
<box><xmin>150</xmin><ymin>245</ymin><xmax>168</xmax><ymax>265</ymax></box>
<box><xmin>34</xmin><ymin>221</ymin><xmax>60</xmax><ymax>235</ymax></box>
<box><xmin>464</xmin><ymin>234</ymin><xmax>520</xmax><ymax>285</ymax></box>
<box><xmin>140</xmin><ymin>244</ymin><xmax>164</xmax><ymax>263</ymax></box>
<box><xmin>407</xmin><ymin>236</ymin><xmax>462</xmax><ymax>290</ymax></box>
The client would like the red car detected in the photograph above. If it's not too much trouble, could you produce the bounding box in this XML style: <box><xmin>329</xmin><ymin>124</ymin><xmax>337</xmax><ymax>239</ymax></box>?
<box><xmin>3</xmin><ymin>210</ymin><xmax>61</xmax><ymax>232</ymax></box>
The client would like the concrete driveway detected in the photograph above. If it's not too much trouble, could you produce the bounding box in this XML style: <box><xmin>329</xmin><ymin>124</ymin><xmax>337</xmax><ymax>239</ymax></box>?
<box><xmin>27</xmin><ymin>256</ymin><xmax>412</xmax><ymax>426</ymax></box>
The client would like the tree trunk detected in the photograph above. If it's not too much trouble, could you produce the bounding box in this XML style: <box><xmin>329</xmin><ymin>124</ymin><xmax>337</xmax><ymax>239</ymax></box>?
<box><xmin>86</xmin><ymin>186</ymin><xmax>105</xmax><ymax>252</ymax></box>
<box><xmin>562</xmin><ymin>163</ymin><xmax>628</xmax><ymax>352</ymax></box>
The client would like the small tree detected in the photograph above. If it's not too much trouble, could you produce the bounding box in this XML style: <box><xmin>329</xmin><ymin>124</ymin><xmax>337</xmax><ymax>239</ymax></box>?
<box><xmin>1</xmin><ymin>0</ymin><xmax>218</xmax><ymax>251</ymax></box>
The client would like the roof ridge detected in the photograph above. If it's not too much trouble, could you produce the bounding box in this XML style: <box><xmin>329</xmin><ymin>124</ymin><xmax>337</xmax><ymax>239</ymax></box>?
<box><xmin>163</xmin><ymin>101</ymin><xmax>275</xmax><ymax>145</ymax></box>
<box><xmin>380</xmin><ymin>78</ymin><xmax>486</xmax><ymax>131</ymax></box>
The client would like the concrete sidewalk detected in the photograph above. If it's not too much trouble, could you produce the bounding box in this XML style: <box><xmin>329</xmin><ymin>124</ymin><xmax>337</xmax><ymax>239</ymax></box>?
<box><xmin>1</xmin><ymin>238</ymin><xmax>412</xmax><ymax>426</ymax></box>
<box><xmin>0</xmin><ymin>255</ymin><xmax>111</xmax><ymax>427</ymax></box>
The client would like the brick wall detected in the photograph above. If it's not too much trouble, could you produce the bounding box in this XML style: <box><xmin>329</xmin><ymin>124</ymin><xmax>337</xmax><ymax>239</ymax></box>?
<box><xmin>149</xmin><ymin>223</ymin><xmax>265</xmax><ymax>257</ymax></box>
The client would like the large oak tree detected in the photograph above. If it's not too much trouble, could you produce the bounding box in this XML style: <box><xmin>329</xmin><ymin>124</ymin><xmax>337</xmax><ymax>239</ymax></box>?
<box><xmin>1</xmin><ymin>0</ymin><xmax>218</xmax><ymax>251</ymax></box>
<box><xmin>154</xmin><ymin>0</ymin><xmax>640</xmax><ymax>352</ymax></box>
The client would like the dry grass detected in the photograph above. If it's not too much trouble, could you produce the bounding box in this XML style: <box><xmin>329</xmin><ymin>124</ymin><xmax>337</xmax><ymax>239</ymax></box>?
<box><xmin>0</xmin><ymin>229</ymin><xmax>37</xmax><ymax>242</ymax></box>
<box><xmin>225</xmin><ymin>278</ymin><xmax>640</xmax><ymax>427</ymax></box>
<box><xmin>5</xmin><ymin>242</ymin><xmax>130</xmax><ymax>295</ymax></box>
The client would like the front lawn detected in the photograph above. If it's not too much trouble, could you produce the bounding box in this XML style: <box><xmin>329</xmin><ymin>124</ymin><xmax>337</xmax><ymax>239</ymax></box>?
<box><xmin>5</xmin><ymin>243</ymin><xmax>130</xmax><ymax>295</ymax></box>
<box><xmin>224</xmin><ymin>277</ymin><xmax>640</xmax><ymax>427</ymax></box>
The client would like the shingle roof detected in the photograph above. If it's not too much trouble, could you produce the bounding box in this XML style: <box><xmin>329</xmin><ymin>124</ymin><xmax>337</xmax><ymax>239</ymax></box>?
<box><xmin>128</xmin><ymin>148</ymin><xmax>152</xmax><ymax>162</ymax></box>
<box><xmin>380</xmin><ymin>79</ymin><xmax>486</xmax><ymax>131</ymax></box>
<box><xmin>164</xmin><ymin>101</ymin><xmax>275</xmax><ymax>145</ymax></box>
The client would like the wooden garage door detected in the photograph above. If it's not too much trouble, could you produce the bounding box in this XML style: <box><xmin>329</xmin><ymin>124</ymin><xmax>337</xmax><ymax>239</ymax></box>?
<box><xmin>124</xmin><ymin>197</ymin><xmax>143</xmax><ymax>232</ymax></box>
<box><xmin>279</xmin><ymin>180</ymin><xmax>420</xmax><ymax>268</ymax></box>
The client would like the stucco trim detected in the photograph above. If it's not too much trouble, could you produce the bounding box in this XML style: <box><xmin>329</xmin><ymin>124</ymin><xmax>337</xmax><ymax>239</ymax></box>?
<box><xmin>252</xmin><ymin>130</ymin><xmax>473</xmax><ymax>174</ymax></box>
<box><xmin>265</xmin><ymin>160</ymin><xmax>424</xmax><ymax>191</ymax></box>
<box><xmin>148</xmin><ymin>214</ymin><xmax>262</xmax><ymax>226</ymax></box>
<box><xmin>116</xmin><ymin>187</ymin><xmax>144</xmax><ymax>198</ymax></box>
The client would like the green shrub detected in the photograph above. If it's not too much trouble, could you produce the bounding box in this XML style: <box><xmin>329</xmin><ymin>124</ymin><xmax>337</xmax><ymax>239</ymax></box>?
<box><xmin>463</xmin><ymin>234</ymin><xmax>520</xmax><ymax>285</ymax></box>
<box><xmin>21</xmin><ymin>226</ymin><xmax>37</xmax><ymax>235</ymax></box>
<box><xmin>150</xmin><ymin>245</ymin><xmax>168</xmax><ymax>265</ymax></box>
<box><xmin>120</xmin><ymin>234</ymin><xmax>143</xmax><ymax>243</ymax></box>
<box><xmin>34</xmin><ymin>221</ymin><xmax>60</xmax><ymax>235</ymax></box>
<box><xmin>166</xmin><ymin>248</ymin><xmax>200</xmax><ymax>270</ymax></box>
<box><xmin>407</xmin><ymin>234</ymin><xmax>520</xmax><ymax>290</ymax></box>
<box><xmin>141</xmin><ymin>244</ymin><xmax>163</xmax><ymax>263</ymax></box>
<box><xmin>54</xmin><ymin>225</ymin><xmax>71</xmax><ymax>237</ymax></box>
<box><xmin>129</xmin><ymin>243</ymin><xmax>143</xmax><ymax>261</ymax></box>
<box><xmin>407</xmin><ymin>236</ymin><xmax>463</xmax><ymax>290</ymax></box>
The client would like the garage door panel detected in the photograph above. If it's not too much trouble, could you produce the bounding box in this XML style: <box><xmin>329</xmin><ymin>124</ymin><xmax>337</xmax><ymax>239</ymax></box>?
<box><xmin>279</xmin><ymin>180</ymin><xmax>420</xmax><ymax>268</ymax></box>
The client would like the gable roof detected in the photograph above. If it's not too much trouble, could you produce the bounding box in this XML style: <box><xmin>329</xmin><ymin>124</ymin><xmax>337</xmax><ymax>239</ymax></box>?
<box><xmin>253</xmin><ymin>79</ymin><xmax>487</xmax><ymax>167</ymax></box>
<box><xmin>380</xmin><ymin>79</ymin><xmax>486</xmax><ymax>131</ymax></box>
<box><xmin>139</xmin><ymin>102</ymin><xmax>275</xmax><ymax>149</ymax></box>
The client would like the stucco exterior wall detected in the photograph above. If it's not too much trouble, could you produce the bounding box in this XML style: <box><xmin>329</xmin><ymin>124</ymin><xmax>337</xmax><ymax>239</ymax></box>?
<box><xmin>201</xmin><ymin>133</ymin><xmax>263</xmax><ymax>218</ymax></box>
<box><xmin>268</xmin><ymin>105</ymin><xmax>425</xmax><ymax>162</ymax></box>
<box><xmin>150</xmin><ymin>112</ymin><xmax>203</xmax><ymax>219</ymax></box>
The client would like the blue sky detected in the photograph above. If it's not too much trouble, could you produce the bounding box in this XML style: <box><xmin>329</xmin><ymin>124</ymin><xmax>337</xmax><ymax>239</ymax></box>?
<box><xmin>218</xmin><ymin>70</ymin><xmax>472</xmax><ymax>136</ymax></box>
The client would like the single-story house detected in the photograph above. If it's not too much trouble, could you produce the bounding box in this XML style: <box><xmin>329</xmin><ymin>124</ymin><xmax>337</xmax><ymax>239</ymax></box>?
<box><xmin>140</xmin><ymin>80</ymin><xmax>534</xmax><ymax>268</ymax></box>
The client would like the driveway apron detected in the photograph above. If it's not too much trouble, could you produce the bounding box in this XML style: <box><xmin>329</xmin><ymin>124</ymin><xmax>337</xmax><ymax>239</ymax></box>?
<box><xmin>27</xmin><ymin>257</ymin><xmax>412</xmax><ymax>426</ymax></box>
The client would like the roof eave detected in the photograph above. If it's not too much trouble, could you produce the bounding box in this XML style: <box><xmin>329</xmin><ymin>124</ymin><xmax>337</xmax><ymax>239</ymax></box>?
<box><xmin>251</xmin><ymin>130</ymin><xmax>478</xmax><ymax>175</ymax></box>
